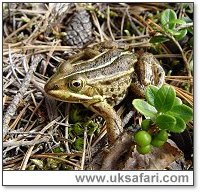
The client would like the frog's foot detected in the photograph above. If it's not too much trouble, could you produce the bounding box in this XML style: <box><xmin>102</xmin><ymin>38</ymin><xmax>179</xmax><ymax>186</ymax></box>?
<box><xmin>130</xmin><ymin>80</ymin><xmax>146</xmax><ymax>98</ymax></box>
<box><xmin>130</xmin><ymin>52</ymin><xmax>165</xmax><ymax>97</ymax></box>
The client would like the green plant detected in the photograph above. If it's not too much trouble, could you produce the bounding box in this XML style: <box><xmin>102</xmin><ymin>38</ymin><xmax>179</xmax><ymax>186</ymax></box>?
<box><xmin>132</xmin><ymin>84</ymin><xmax>193</xmax><ymax>154</ymax></box>
<box><xmin>150</xmin><ymin>9</ymin><xmax>193</xmax><ymax>44</ymax></box>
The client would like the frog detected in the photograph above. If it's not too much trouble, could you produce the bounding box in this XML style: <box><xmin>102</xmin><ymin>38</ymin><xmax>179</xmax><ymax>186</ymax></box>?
<box><xmin>44</xmin><ymin>42</ymin><xmax>165</xmax><ymax>144</ymax></box>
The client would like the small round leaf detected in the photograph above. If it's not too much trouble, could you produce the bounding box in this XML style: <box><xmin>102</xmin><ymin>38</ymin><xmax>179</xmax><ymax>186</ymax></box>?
<box><xmin>145</xmin><ymin>85</ymin><xmax>159</xmax><ymax>106</ymax></box>
<box><xmin>161</xmin><ymin>9</ymin><xmax>177</xmax><ymax>30</ymax></box>
<box><xmin>156</xmin><ymin>114</ymin><xmax>176</xmax><ymax>130</ymax></box>
<box><xmin>173</xmin><ymin>97</ymin><xmax>183</xmax><ymax>106</ymax></box>
<box><xmin>167</xmin><ymin>116</ymin><xmax>186</xmax><ymax>133</ymax></box>
<box><xmin>174</xmin><ymin>29</ymin><xmax>188</xmax><ymax>40</ymax></box>
<box><xmin>154</xmin><ymin>85</ymin><xmax>176</xmax><ymax>112</ymax></box>
<box><xmin>154</xmin><ymin>130</ymin><xmax>168</xmax><ymax>142</ymax></box>
<box><xmin>133</xmin><ymin>99</ymin><xmax>157</xmax><ymax>119</ymax></box>
<box><xmin>170</xmin><ymin>104</ymin><xmax>193</xmax><ymax>123</ymax></box>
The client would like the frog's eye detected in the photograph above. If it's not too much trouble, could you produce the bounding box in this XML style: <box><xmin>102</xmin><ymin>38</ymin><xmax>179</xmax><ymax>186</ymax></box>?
<box><xmin>68</xmin><ymin>79</ymin><xmax>84</xmax><ymax>92</ymax></box>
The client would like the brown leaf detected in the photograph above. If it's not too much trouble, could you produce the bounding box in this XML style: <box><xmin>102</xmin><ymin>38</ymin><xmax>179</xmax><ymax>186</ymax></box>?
<box><xmin>123</xmin><ymin>139</ymin><xmax>183</xmax><ymax>170</ymax></box>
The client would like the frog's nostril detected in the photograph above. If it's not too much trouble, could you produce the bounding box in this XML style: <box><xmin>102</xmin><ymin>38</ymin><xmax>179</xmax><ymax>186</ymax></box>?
<box><xmin>44</xmin><ymin>82</ymin><xmax>59</xmax><ymax>92</ymax></box>
<box><xmin>53</xmin><ymin>84</ymin><xmax>59</xmax><ymax>90</ymax></box>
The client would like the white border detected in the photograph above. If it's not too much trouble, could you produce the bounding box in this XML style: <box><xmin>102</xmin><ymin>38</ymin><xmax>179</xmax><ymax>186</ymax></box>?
<box><xmin>3</xmin><ymin>170</ymin><xmax>194</xmax><ymax>186</ymax></box>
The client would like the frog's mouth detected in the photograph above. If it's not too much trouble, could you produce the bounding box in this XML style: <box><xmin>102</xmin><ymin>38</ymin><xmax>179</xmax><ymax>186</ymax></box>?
<box><xmin>45</xmin><ymin>89</ymin><xmax>101</xmax><ymax>104</ymax></box>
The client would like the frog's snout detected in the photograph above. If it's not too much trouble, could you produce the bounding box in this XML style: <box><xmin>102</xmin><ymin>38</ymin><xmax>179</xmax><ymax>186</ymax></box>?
<box><xmin>45</xmin><ymin>83</ymin><xmax>58</xmax><ymax>91</ymax></box>
<box><xmin>44</xmin><ymin>80</ymin><xmax>60</xmax><ymax>94</ymax></box>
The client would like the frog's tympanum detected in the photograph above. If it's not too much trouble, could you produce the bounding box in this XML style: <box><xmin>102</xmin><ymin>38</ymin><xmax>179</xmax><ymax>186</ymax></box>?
<box><xmin>44</xmin><ymin>42</ymin><xmax>165</xmax><ymax>144</ymax></box>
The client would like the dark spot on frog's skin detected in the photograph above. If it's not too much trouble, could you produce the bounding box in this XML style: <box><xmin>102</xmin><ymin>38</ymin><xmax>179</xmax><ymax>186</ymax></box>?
<box><xmin>110</xmin><ymin>88</ymin><xmax>114</xmax><ymax>92</ymax></box>
<box><xmin>125</xmin><ymin>79</ymin><xmax>130</xmax><ymax>84</ymax></box>
<box><xmin>104</xmin><ymin>81</ymin><xmax>111</xmax><ymax>85</ymax></box>
<box><xmin>112</xmin><ymin>94</ymin><xmax>117</xmax><ymax>98</ymax></box>
<box><xmin>118</xmin><ymin>91</ymin><xmax>126</xmax><ymax>98</ymax></box>
<box><xmin>158</xmin><ymin>72</ymin><xmax>162</xmax><ymax>77</ymax></box>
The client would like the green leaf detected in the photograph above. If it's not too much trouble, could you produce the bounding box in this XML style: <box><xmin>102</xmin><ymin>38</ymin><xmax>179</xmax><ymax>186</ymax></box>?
<box><xmin>141</xmin><ymin>119</ymin><xmax>151</xmax><ymax>131</ymax></box>
<box><xmin>166</xmin><ymin>28</ymin><xmax>182</xmax><ymax>36</ymax></box>
<box><xmin>154</xmin><ymin>130</ymin><xmax>168</xmax><ymax>142</ymax></box>
<box><xmin>149</xmin><ymin>36</ymin><xmax>169</xmax><ymax>44</ymax></box>
<box><xmin>156</xmin><ymin>114</ymin><xmax>176</xmax><ymax>130</ymax></box>
<box><xmin>173</xmin><ymin>97</ymin><xmax>182</xmax><ymax>106</ymax></box>
<box><xmin>188</xmin><ymin>26</ymin><xmax>193</xmax><ymax>35</ymax></box>
<box><xmin>74</xmin><ymin>137</ymin><xmax>84</xmax><ymax>151</ymax></box>
<box><xmin>133</xmin><ymin>99</ymin><xmax>157</xmax><ymax>119</ymax></box>
<box><xmin>170</xmin><ymin>104</ymin><xmax>193</xmax><ymax>123</ymax></box>
<box><xmin>73</xmin><ymin>123</ymin><xmax>84</xmax><ymax>136</ymax></box>
<box><xmin>167</xmin><ymin>116</ymin><xmax>186</xmax><ymax>133</ymax></box>
<box><xmin>145</xmin><ymin>85</ymin><xmax>159</xmax><ymax>106</ymax></box>
<box><xmin>154</xmin><ymin>85</ymin><xmax>176</xmax><ymax>112</ymax></box>
<box><xmin>161</xmin><ymin>9</ymin><xmax>177</xmax><ymax>30</ymax></box>
<box><xmin>174</xmin><ymin>29</ymin><xmax>188</xmax><ymax>40</ymax></box>
<box><xmin>168</xmin><ymin>19</ymin><xmax>186</xmax><ymax>25</ymax></box>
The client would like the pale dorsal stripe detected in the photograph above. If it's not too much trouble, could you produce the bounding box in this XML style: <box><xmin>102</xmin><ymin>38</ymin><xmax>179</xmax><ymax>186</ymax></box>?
<box><xmin>60</xmin><ymin>50</ymin><xmax>132</xmax><ymax>80</ymax></box>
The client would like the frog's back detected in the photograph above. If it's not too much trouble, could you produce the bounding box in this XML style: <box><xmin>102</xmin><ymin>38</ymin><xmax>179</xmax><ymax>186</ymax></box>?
<box><xmin>70</xmin><ymin>49</ymin><xmax>137</xmax><ymax>105</ymax></box>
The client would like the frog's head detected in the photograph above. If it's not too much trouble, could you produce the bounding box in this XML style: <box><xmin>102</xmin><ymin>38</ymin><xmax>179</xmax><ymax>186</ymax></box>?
<box><xmin>44</xmin><ymin>62</ymin><xmax>100</xmax><ymax>104</ymax></box>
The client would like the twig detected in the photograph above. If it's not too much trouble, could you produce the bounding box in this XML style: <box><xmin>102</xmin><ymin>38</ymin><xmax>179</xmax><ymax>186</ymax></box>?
<box><xmin>122</xmin><ymin>111</ymin><xmax>135</xmax><ymax>127</ymax></box>
<box><xmin>174</xmin><ymin>86</ymin><xmax>193</xmax><ymax>106</ymax></box>
<box><xmin>3</xmin><ymin>55</ymin><xmax>43</xmax><ymax>139</ymax></box>
<box><xmin>165</xmin><ymin>75</ymin><xmax>193</xmax><ymax>83</ymax></box>
<box><xmin>116</xmin><ymin>34</ymin><xmax>150</xmax><ymax>41</ymax></box>
<box><xmin>107</xmin><ymin>6</ymin><xmax>115</xmax><ymax>41</ymax></box>
<box><xmin>20</xmin><ymin>116</ymin><xmax>61</xmax><ymax>170</ymax></box>
<box><xmin>8</xmin><ymin>45</ymin><xmax>21</xmax><ymax>84</ymax></box>
<box><xmin>9</xmin><ymin>104</ymin><xmax>29</xmax><ymax>130</ymax></box>
<box><xmin>23</xmin><ymin>98</ymin><xmax>44</xmax><ymax>132</ymax></box>
<box><xmin>91</xmin><ymin>12</ymin><xmax>108</xmax><ymax>41</ymax></box>
<box><xmin>126</xmin><ymin>8</ymin><xmax>142</xmax><ymax>36</ymax></box>
<box><xmin>31</xmin><ymin>154</ymin><xmax>81</xmax><ymax>169</ymax></box>
<box><xmin>175</xmin><ymin>23</ymin><xmax>193</xmax><ymax>31</ymax></box>
<box><xmin>3</xmin><ymin>137</ymin><xmax>50</xmax><ymax>147</ymax></box>
<box><xmin>81</xmin><ymin>125</ymin><xmax>88</xmax><ymax>170</ymax></box>
<box><xmin>3</xmin><ymin>45</ymin><xmax>76</xmax><ymax>56</ymax></box>
<box><xmin>64</xmin><ymin>104</ymin><xmax>71</xmax><ymax>153</ymax></box>
<box><xmin>4</xmin><ymin>16</ymin><xmax>38</xmax><ymax>42</ymax></box>
<box><xmin>120</xmin><ymin>9</ymin><xmax>126</xmax><ymax>36</ymax></box>
<box><xmin>154</xmin><ymin>54</ymin><xmax>182</xmax><ymax>58</ymax></box>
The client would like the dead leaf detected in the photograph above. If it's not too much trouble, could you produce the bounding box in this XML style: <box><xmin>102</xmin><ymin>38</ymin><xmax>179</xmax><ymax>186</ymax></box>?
<box><xmin>123</xmin><ymin>139</ymin><xmax>183</xmax><ymax>170</ymax></box>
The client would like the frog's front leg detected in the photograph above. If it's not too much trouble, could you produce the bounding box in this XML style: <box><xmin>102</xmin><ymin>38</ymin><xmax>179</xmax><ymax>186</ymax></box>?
<box><xmin>86</xmin><ymin>101</ymin><xmax>123</xmax><ymax>144</ymax></box>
